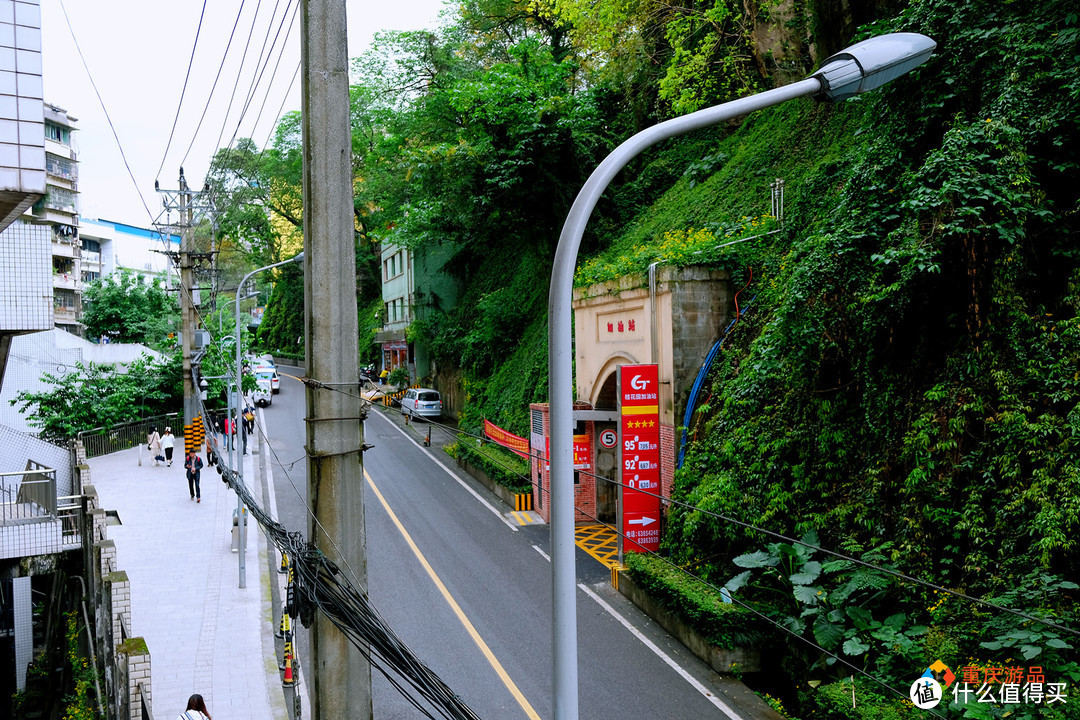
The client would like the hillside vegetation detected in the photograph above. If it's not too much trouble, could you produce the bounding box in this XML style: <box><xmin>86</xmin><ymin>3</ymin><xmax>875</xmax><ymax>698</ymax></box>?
<box><xmin>209</xmin><ymin>0</ymin><xmax>1079</xmax><ymax>712</ymax></box>
<box><xmin>585</xmin><ymin>0</ymin><xmax>1080</xmax><ymax>713</ymax></box>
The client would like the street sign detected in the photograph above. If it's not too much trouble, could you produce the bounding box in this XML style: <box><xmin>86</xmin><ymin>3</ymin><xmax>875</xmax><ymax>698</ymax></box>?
<box><xmin>599</xmin><ymin>428</ymin><xmax>617</xmax><ymax>448</ymax></box>
<box><xmin>619</xmin><ymin>364</ymin><xmax>661</xmax><ymax>553</ymax></box>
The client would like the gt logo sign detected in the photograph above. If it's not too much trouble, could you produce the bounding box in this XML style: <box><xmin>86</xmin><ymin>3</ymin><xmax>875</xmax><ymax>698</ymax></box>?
<box><xmin>630</xmin><ymin>374</ymin><xmax>649</xmax><ymax>390</ymax></box>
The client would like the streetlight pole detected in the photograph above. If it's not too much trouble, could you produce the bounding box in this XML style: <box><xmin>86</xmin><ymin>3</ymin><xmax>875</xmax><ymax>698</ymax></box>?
<box><xmin>235</xmin><ymin>253</ymin><xmax>304</xmax><ymax>588</ymax></box>
<box><xmin>546</xmin><ymin>32</ymin><xmax>935</xmax><ymax>719</ymax></box>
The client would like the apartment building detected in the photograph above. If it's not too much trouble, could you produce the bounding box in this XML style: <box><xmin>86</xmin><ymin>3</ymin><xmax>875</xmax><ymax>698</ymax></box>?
<box><xmin>79</xmin><ymin>217</ymin><xmax>178</xmax><ymax>286</ymax></box>
<box><xmin>32</xmin><ymin>103</ymin><xmax>82</xmax><ymax>334</ymax></box>
<box><xmin>372</xmin><ymin>241</ymin><xmax>460</xmax><ymax>384</ymax></box>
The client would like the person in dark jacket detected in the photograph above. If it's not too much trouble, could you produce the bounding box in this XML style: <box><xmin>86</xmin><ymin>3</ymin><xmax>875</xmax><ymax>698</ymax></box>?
<box><xmin>184</xmin><ymin>451</ymin><xmax>204</xmax><ymax>502</ymax></box>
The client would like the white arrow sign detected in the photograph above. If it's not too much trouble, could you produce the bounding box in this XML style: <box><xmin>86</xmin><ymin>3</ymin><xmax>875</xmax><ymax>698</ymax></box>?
<box><xmin>628</xmin><ymin>516</ymin><xmax>656</xmax><ymax>527</ymax></box>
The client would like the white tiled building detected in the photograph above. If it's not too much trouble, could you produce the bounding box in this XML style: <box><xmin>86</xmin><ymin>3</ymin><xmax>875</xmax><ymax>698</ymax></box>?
<box><xmin>0</xmin><ymin>0</ymin><xmax>46</xmax><ymax>229</ymax></box>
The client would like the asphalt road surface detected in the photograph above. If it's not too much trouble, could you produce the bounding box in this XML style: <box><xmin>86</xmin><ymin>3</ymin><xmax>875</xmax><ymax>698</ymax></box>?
<box><xmin>263</xmin><ymin>365</ymin><xmax>743</xmax><ymax>719</ymax></box>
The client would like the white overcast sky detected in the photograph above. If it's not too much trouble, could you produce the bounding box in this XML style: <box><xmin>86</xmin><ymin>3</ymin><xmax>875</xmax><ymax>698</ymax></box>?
<box><xmin>40</xmin><ymin>0</ymin><xmax>448</xmax><ymax>228</ymax></box>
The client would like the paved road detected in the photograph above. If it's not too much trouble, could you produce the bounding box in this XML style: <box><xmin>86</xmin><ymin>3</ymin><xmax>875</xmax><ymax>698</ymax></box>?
<box><xmin>265</xmin><ymin>365</ymin><xmax>744</xmax><ymax>718</ymax></box>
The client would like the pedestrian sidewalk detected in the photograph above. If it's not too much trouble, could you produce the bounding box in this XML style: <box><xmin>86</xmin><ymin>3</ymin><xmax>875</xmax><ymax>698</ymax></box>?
<box><xmin>87</xmin><ymin>434</ymin><xmax>286</xmax><ymax>720</ymax></box>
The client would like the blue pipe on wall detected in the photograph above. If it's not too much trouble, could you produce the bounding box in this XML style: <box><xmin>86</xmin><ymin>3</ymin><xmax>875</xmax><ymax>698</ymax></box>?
<box><xmin>677</xmin><ymin>295</ymin><xmax>755</xmax><ymax>469</ymax></box>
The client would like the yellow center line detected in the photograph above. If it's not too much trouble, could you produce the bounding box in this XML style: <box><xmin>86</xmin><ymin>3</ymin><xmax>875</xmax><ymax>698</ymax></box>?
<box><xmin>364</xmin><ymin>469</ymin><xmax>542</xmax><ymax>720</ymax></box>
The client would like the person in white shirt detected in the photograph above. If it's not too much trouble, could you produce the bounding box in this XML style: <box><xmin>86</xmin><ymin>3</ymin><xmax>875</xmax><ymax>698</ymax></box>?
<box><xmin>176</xmin><ymin>693</ymin><xmax>211</xmax><ymax>720</ymax></box>
<box><xmin>160</xmin><ymin>427</ymin><xmax>176</xmax><ymax>467</ymax></box>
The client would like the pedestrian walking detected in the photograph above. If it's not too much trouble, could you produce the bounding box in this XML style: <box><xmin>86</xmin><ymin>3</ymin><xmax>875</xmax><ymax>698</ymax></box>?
<box><xmin>243</xmin><ymin>404</ymin><xmax>255</xmax><ymax>434</ymax></box>
<box><xmin>176</xmin><ymin>693</ymin><xmax>211</xmax><ymax>720</ymax></box>
<box><xmin>147</xmin><ymin>427</ymin><xmax>163</xmax><ymax>467</ymax></box>
<box><xmin>184</xmin><ymin>451</ymin><xmax>204</xmax><ymax>502</ymax></box>
<box><xmin>161</xmin><ymin>427</ymin><xmax>176</xmax><ymax>467</ymax></box>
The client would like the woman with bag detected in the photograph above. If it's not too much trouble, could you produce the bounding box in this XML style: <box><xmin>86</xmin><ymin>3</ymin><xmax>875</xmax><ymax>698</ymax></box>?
<box><xmin>176</xmin><ymin>693</ymin><xmax>211</xmax><ymax>720</ymax></box>
<box><xmin>147</xmin><ymin>427</ymin><xmax>163</xmax><ymax>467</ymax></box>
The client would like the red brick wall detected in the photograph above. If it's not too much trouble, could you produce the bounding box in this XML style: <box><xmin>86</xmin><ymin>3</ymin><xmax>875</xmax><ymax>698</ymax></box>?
<box><xmin>530</xmin><ymin>403</ymin><xmax>598</xmax><ymax>523</ymax></box>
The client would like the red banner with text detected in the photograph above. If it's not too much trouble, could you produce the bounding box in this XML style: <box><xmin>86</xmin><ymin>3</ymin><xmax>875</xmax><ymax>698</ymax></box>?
<box><xmin>483</xmin><ymin>419</ymin><xmax>530</xmax><ymax>459</ymax></box>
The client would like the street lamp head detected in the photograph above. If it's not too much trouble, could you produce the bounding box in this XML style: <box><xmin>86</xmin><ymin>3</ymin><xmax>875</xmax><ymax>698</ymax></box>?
<box><xmin>813</xmin><ymin>32</ymin><xmax>936</xmax><ymax>102</ymax></box>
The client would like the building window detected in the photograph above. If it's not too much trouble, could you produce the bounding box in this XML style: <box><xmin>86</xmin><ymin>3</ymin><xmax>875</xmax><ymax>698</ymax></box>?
<box><xmin>45</xmin><ymin>123</ymin><xmax>72</xmax><ymax>145</ymax></box>
<box><xmin>383</xmin><ymin>251</ymin><xmax>405</xmax><ymax>281</ymax></box>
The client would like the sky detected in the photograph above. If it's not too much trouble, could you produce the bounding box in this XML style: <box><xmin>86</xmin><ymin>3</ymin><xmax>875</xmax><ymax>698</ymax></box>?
<box><xmin>40</xmin><ymin>0</ymin><xmax>449</xmax><ymax>229</ymax></box>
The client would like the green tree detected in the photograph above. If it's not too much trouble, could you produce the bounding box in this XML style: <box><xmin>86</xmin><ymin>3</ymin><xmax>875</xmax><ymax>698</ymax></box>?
<box><xmin>81</xmin><ymin>269</ymin><xmax>178</xmax><ymax>349</ymax></box>
<box><xmin>10</xmin><ymin>355</ymin><xmax>181</xmax><ymax>441</ymax></box>
<box><xmin>255</xmin><ymin>262</ymin><xmax>304</xmax><ymax>357</ymax></box>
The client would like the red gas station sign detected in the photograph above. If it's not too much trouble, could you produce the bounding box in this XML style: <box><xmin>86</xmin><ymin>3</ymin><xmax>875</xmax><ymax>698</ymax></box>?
<box><xmin>619</xmin><ymin>364</ymin><xmax>661</xmax><ymax>552</ymax></box>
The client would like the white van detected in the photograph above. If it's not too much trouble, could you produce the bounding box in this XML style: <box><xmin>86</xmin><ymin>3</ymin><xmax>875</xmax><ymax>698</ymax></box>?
<box><xmin>400</xmin><ymin>388</ymin><xmax>442</xmax><ymax>419</ymax></box>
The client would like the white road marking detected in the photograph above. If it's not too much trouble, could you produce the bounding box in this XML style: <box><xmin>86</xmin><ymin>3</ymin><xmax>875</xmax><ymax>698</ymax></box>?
<box><xmin>577</xmin><ymin>583</ymin><xmax>743</xmax><ymax>719</ymax></box>
<box><xmin>372</xmin><ymin>410</ymin><xmax>518</xmax><ymax>532</ymax></box>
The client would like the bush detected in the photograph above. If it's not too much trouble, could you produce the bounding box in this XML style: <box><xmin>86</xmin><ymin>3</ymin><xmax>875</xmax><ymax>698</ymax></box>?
<box><xmin>387</xmin><ymin>366</ymin><xmax>411</xmax><ymax>387</ymax></box>
<box><xmin>800</xmin><ymin>676</ymin><xmax>918</xmax><ymax>720</ymax></box>
<box><xmin>623</xmin><ymin>551</ymin><xmax>770</xmax><ymax>650</ymax></box>
<box><xmin>446</xmin><ymin>435</ymin><xmax>533</xmax><ymax>494</ymax></box>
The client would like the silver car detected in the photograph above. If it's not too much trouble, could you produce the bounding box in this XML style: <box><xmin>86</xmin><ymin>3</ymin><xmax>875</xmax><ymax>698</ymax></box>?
<box><xmin>400</xmin><ymin>388</ymin><xmax>442</xmax><ymax>419</ymax></box>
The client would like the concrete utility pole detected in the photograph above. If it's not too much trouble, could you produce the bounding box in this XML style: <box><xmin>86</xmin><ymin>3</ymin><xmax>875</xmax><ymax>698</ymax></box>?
<box><xmin>157</xmin><ymin>170</ymin><xmax>204</xmax><ymax>454</ymax></box>
<box><xmin>301</xmin><ymin>1</ymin><xmax>372</xmax><ymax>719</ymax></box>
<box><xmin>179</xmin><ymin>171</ymin><xmax>197</xmax><ymax>451</ymax></box>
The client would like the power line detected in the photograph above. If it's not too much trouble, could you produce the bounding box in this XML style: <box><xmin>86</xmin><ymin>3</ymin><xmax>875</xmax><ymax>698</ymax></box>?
<box><xmin>189</xmin><ymin>389</ymin><xmax>482</xmax><ymax>719</ymax></box>
<box><xmin>389</xmin><ymin>406</ymin><xmax>1080</xmax><ymax>640</ymax></box>
<box><xmin>178</xmin><ymin>0</ymin><xmax>250</xmax><ymax>170</ymax></box>
<box><xmin>155</xmin><ymin>0</ymin><xmax>210</xmax><ymax>183</ymax></box>
<box><xmin>56</xmin><ymin>0</ymin><xmax>156</xmax><ymax>225</ymax></box>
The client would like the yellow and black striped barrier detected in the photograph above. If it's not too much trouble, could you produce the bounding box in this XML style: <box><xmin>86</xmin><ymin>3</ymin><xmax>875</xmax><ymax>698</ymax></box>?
<box><xmin>381</xmin><ymin>384</ymin><xmax>420</xmax><ymax>407</ymax></box>
<box><xmin>185</xmin><ymin>415</ymin><xmax>205</xmax><ymax>454</ymax></box>
<box><xmin>514</xmin><ymin>493</ymin><xmax>533</xmax><ymax>512</ymax></box>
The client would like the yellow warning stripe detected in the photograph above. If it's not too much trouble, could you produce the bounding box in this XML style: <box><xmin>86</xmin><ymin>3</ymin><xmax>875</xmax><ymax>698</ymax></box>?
<box><xmin>621</xmin><ymin>405</ymin><xmax>659</xmax><ymax>415</ymax></box>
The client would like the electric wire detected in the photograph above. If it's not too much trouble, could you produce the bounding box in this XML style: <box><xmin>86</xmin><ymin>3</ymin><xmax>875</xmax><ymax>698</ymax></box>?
<box><xmin>262</xmin><ymin>62</ymin><xmax>301</xmax><ymax>150</ymax></box>
<box><xmin>376</xmin><ymin>402</ymin><xmax>1080</xmax><ymax>640</ymax></box>
<box><xmin>211</xmin><ymin>0</ymin><xmax>266</xmax><ymax>162</ymax></box>
<box><xmin>155</xmin><ymin>0</ymin><xmax>210</xmax><ymax>183</ymax></box>
<box><xmin>190</xmin><ymin>388</ymin><xmax>482</xmax><ymax>719</ymax></box>
<box><xmin>243</xmin><ymin>2</ymin><xmax>301</xmax><ymax>145</ymax></box>
<box><xmin>367</xmin><ymin>405</ymin><xmax>940</xmax><ymax>714</ymax></box>
<box><xmin>178</xmin><ymin>0</ymin><xmax>249</xmax><ymax>170</ymax></box>
<box><xmin>56</xmin><ymin>0</ymin><xmax>156</xmax><ymax>225</ymax></box>
<box><xmin>223</xmin><ymin>0</ymin><xmax>299</xmax><ymax>151</ymax></box>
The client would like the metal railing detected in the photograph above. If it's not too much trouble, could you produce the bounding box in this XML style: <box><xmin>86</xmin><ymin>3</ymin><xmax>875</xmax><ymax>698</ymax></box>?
<box><xmin>77</xmin><ymin>413</ymin><xmax>181</xmax><ymax>459</ymax></box>
<box><xmin>0</xmin><ymin>467</ymin><xmax>55</xmax><ymax>524</ymax></box>
<box><xmin>137</xmin><ymin>681</ymin><xmax>154</xmax><ymax>720</ymax></box>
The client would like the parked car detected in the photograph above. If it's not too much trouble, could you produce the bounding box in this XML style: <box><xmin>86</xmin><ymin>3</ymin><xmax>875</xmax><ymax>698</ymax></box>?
<box><xmin>252</xmin><ymin>379</ymin><xmax>273</xmax><ymax>407</ymax></box>
<box><xmin>254</xmin><ymin>366</ymin><xmax>280</xmax><ymax>393</ymax></box>
<box><xmin>400</xmin><ymin>388</ymin><xmax>442</xmax><ymax>419</ymax></box>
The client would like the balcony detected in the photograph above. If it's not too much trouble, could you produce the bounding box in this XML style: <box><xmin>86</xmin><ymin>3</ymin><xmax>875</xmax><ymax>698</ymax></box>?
<box><xmin>53</xmin><ymin>273</ymin><xmax>78</xmax><ymax>290</ymax></box>
<box><xmin>51</xmin><ymin>239</ymin><xmax>79</xmax><ymax>258</ymax></box>
<box><xmin>54</xmin><ymin>305</ymin><xmax>78</xmax><ymax>323</ymax></box>
<box><xmin>0</xmin><ymin>467</ymin><xmax>82</xmax><ymax>561</ymax></box>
